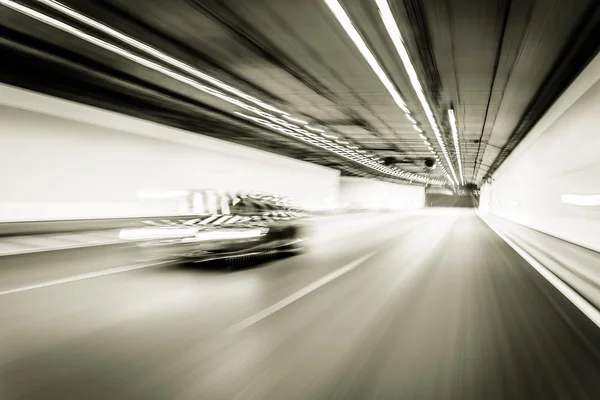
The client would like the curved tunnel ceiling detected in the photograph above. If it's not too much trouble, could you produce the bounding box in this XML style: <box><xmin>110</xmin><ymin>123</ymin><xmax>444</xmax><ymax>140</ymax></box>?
<box><xmin>0</xmin><ymin>0</ymin><xmax>598</xmax><ymax>187</ymax></box>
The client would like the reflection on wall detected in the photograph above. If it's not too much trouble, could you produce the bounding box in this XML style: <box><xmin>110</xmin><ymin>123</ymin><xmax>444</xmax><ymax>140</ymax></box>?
<box><xmin>479</xmin><ymin>53</ymin><xmax>600</xmax><ymax>252</ymax></box>
<box><xmin>0</xmin><ymin>84</ymin><xmax>340</xmax><ymax>221</ymax></box>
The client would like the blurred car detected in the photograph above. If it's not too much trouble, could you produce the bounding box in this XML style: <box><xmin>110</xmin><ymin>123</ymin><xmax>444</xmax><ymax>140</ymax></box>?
<box><xmin>120</xmin><ymin>190</ymin><xmax>309</xmax><ymax>267</ymax></box>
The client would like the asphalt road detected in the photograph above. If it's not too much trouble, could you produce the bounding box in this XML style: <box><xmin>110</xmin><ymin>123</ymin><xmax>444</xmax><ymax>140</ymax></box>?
<box><xmin>1</xmin><ymin>210</ymin><xmax>600</xmax><ymax>399</ymax></box>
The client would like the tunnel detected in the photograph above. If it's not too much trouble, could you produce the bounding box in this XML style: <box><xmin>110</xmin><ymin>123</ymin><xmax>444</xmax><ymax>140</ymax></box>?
<box><xmin>1</xmin><ymin>0</ymin><xmax>600</xmax><ymax>398</ymax></box>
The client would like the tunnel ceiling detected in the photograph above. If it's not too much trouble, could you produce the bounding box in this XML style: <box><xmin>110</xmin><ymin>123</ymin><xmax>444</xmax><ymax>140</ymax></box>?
<box><xmin>1</xmin><ymin>0</ymin><xmax>598</xmax><ymax>186</ymax></box>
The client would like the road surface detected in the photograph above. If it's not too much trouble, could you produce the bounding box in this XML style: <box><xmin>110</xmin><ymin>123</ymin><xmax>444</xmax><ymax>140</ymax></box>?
<box><xmin>1</xmin><ymin>210</ymin><xmax>599</xmax><ymax>399</ymax></box>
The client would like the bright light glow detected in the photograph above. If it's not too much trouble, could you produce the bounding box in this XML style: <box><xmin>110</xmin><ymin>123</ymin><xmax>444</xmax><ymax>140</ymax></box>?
<box><xmin>34</xmin><ymin>0</ymin><xmax>288</xmax><ymax>115</ymax></box>
<box><xmin>561</xmin><ymin>194</ymin><xmax>600</xmax><ymax>206</ymax></box>
<box><xmin>322</xmin><ymin>133</ymin><xmax>338</xmax><ymax>139</ymax></box>
<box><xmin>323</xmin><ymin>0</ymin><xmax>409</xmax><ymax>113</ymax></box>
<box><xmin>336</xmin><ymin>140</ymin><xmax>350</xmax><ymax>145</ymax></box>
<box><xmin>137</xmin><ymin>190</ymin><xmax>189</xmax><ymax>198</ymax></box>
<box><xmin>413</xmin><ymin>125</ymin><xmax>423</xmax><ymax>133</ymax></box>
<box><xmin>305</xmin><ymin>125</ymin><xmax>325</xmax><ymax>133</ymax></box>
<box><xmin>376</xmin><ymin>0</ymin><xmax>458</xmax><ymax>186</ymax></box>
<box><xmin>191</xmin><ymin>228</ymin><xmax>264</xmax><ymax>241</ymax></box>
<box><xmin>283</xmin><ymin>115</ymin><xmax>309</xmax><ymax>125</ymax></box>
<box><xmin>448</xmin><ymin>109</ymin><xmax>465</xmax><ymax>185</ymax></box>
<box><xmin>119</xmin><ymin>227</ymin><xmax>198</xmax><ymax>240</ymax></box>
<box><xmin>347</xmin><ymin>145</ymin><xmax>358</xmax><ymax>150</ymax></box>
<box><xmin>405</xmin><ymin>113</ymin><xmax>417</xmax><ymax>124</ymax></box>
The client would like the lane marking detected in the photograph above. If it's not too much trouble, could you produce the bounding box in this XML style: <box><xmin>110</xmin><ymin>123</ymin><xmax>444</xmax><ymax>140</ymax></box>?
<box><xmin>0</xmin><ymin>260</ymin><xmax>174</xmax><ymax>297</ymax></box>
<box><xmin>225</xmin><ymin>251</ymin><xmax>378</xmax><ymax>333</ymax></box>
<box><xmin>479</xmin><ymin>215</ymin><xmax>600</xmax><ymax>329</ymax></box>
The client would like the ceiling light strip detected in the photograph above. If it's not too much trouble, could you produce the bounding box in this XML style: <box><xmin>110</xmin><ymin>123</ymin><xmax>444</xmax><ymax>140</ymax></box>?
<box><xmin>323</xmin><ymin>0</ymin><xmax>451</xmax><ymax>186</ymax></box>
<box><xmin>322</xmin><ymin>0</ymin><xmax>410</xmax><ymax>114</ymax></box>
<box><xmin>35</xmin><ymin>0</ymin><xmax>288</xmax><ymax>115</ymax></box>
<box><xmin>448</xmin><ymin>109</ymin><xmax>465</xmax><ymax>185</ymax></box>
<box><xmin>235</xmin><ymin>111</ymin><xmax>426</xmax><ymax>180</ymax></box>
<box><xmin>375</xmin><ymin>0</ymin><xmax>459</xmax><ymax>185</ymax></box>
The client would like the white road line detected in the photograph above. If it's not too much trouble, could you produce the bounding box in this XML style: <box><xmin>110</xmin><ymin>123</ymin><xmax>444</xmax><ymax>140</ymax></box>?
<box><xmin>225</xmin><ymin>251</ymin><xmax>378</xmax><ymax>333</ymax></box>
<box><xmin>0</xmin><ymin>260</ymin><xmax>173</xmax><ymax>297</ymax></box>
<box><xmin>480</xmin><ymin>215</ymin><xmax>600</xmax><ymax>329</ymax></box>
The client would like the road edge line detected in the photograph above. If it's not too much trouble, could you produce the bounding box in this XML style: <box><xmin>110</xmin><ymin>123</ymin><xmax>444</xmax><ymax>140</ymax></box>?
<box><xmin>478</xmin><ymin>213</ymin><xmax>600</xmax><ymax>329</ymax></box>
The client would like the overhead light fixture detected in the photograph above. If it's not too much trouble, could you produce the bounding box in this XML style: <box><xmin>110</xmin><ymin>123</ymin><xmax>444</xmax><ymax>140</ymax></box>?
<box><xmin>405</xmin><ymin>113</ymin><xmax>417</xmax><ymax>124</ymax></box>
<box><xmin>323</xmin><ymin>0</ymin><xmax>409</xmax><ymax>113</ymax></box>
<box><xmin>448</xmin><ymin>108</ymin><xmax>465</xmax><ymax>185</ymax></box>
<box><xmin>283</xmin><ymin>115</ymin><xmax>309</xmax><ymax>125</ymax></box>
<box><xmin>305</xmin><ymin>125</ymin><xmax>325</xmax><ymax>133</ymax></box>
<box><xmin>375</xmin><ymin>0</ymin><xmax>458</xmax><ymax>186</ymax></box>
<box><xmin>413</xmin><ymin>125</ymin><xmax>423</xmax><ymax>133</ymax></box>
<box><xmin>347</xmin><ymin>145</ymin><xmax>358</xmax><ymax>150</ymax></box>
<box><xmin>322</xmin><ymin>133</ymin><xmax>338</xmax><ymax>139</ymax></box>
<box><xmin>32</xmin><ymin>0</ymin><xmax>289</xmax><ymax>116</ymax></box>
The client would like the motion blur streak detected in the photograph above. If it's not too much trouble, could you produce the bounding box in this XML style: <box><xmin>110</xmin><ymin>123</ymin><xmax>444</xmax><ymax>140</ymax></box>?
<box><xmin>1</xmin><ymin>211</ymin><xmax>600</xmax><ymax>399</ymax></box>
<box><xmin>35</xmin><ymin>0</ymin><xmax>287</xmax><ymax>115</ymax></box>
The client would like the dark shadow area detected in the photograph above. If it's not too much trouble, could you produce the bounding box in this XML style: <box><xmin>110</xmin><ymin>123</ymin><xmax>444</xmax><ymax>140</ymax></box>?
<box><xmin>165</xmin><ymin>250</ymin><xmax>298</xmax><ymax>273</ymax></box>
<box><xmin>425</xmin><ymin>194</ymin><xmax>476</xmax><ymax>208</ymax></box>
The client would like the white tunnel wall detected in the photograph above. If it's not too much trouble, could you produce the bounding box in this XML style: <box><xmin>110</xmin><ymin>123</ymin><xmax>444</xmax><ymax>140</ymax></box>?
<box><xmin>480</xmin><ymin>53</ymin><xmax>600</xmax><ymax>252</ymax></box>
<box><xmin>339</xmin><ymin>177</ymin><xmax>425</xmax><ymax>210</ymax></box>
<box><xmin>0</xmin><ymin>84</ymin><xmax>340</xmax><ymax>221</ymax></box>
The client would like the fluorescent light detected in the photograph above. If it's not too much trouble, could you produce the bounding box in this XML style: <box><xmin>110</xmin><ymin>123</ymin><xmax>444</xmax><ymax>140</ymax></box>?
<box><xmin>323</xmin><ymin>0</ymin><xmax>409</xmax><ymax>113</ymax></box>
<box><xmin>34</xmin><ymin>0</ymin><xmax>287</xmax><ymax>115</ymax></box>
<box><xmin>336</xmin><ymin>140</ymin><xmax>350</xmax><ymax>145</ymax></box>
<box><xmin>305</xmin><ymin>125</ymin><xmax>325</xmax><ymax>133</ymax></box>
<box><xmin>413</xmin><ymin>125</ymin><xmax>423</xmax><ymax>133</ymax></box>
<box><xmin>405</xmin><ymin>113</ymin><xmax>417</xmax><ymax>124</ymax></box>
<box><xmin>283</xmin><ymin>115</ymin><xmax>309</xmax><ymax>125</ymax></box>
<box><xmin>347</xmin><ymin>145</ymin><xmax>358</xmax><ymax>150</ymax></box>
<box><xmin>561</xmin><ymin>194</ymin><xmax>600</xmax><ymax>206</ymax></box>
<box><xmin>376</xmin><ymin>0</ymin><xmax>458</xmax><ymax>186</ymax></box>
<box><xmin>448</xmin><ymin>109</ymin><xmax>465</xmax><ymax>185</ymax></box>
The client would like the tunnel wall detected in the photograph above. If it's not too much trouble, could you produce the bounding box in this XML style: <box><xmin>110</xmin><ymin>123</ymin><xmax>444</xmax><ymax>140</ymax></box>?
<box><xmin>480</xmin><ymin>53</ymin><xmax>600</xmax><ymax>252</ymax></box>
<box><xmin>338</xmin><ymin>177</ymin><xmax>425</xmax><ymax>210</ymax></box>
<box><xmin>0</xmin><ymin>84</ymin><xmax>340</xmax><ymax>222</ymax></box>
<box><xmin>425</xmin><ymin>194</ymin><xmax>475</xmax><ymax>208</ymax></box>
